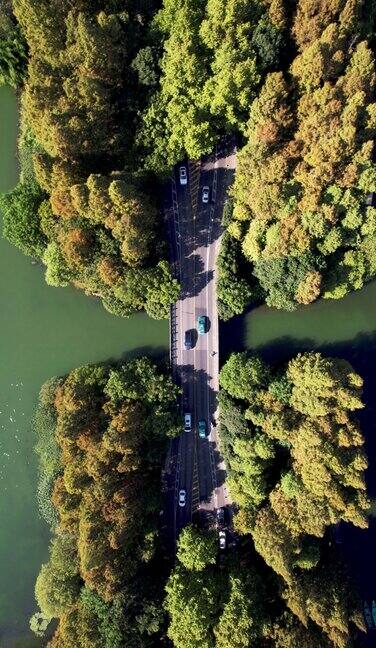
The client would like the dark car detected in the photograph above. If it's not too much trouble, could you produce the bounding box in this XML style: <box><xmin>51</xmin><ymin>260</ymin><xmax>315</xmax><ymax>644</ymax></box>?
<box><xmin>184</xmin><ymin>330</ymin><xmax>193</xmax><ymax>350</ymax></box>
<box><xmin>216</xmin><ymin>508</ymin><xmax>225</xmax><ymax>526</ymax></box>
<box><xmin>198</xmin><ymin>419</ymin><xmax>207</xmax><ymax>439</ymax></box>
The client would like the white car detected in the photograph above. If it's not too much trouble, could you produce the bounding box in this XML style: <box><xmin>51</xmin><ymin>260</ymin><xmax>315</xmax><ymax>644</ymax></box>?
<box><xmin>202</xmin><ymin>186</ymin><xmax>210</xmax><ymax>203</ymax></box>
<box><xmin>179</xmin><ymin>166</ymin><xmax>188</xmax><ymax>185</ymax></box>
<box><xmin>219</xmin><ymin>530</ymin><xmax>226</xmax><ymax>550</ymax></box>
<box><xmin>184</xmin><ymin>413</ymin><xmax>192</xmax><ymax>432</ymax></box>
<box><xmin>179</xmin><ymin>489</ymin><xmax>186</xmax><ymax>507</ymax></box>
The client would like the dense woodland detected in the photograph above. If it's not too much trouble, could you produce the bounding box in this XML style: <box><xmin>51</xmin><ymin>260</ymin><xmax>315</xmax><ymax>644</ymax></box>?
<box><xmin>164</xmin><ymin>524</ymin><xmax>332</xmax><ymax>647</ymax></box>
<box><xmin>32</xmin><ymin>358</ymin><xmax>180</xmax><ymax>646</ymax></box>
<box><xmin>220</xmin><ymin>0</ymin><xmax>376</xmax><ymax>315</ymax></box>
<box><xmin>0</xmin><ymin>0</ymin><xmax>179</xmax><ymax>318</ymax></box>
<box><xmin>1</xmin><ymin>0</ymin><xmax>375</xmax><ymax>315</ymax></box>
<box><xmin>137</xmin><ymin>0</ymin><xmax>284</xmax><ymax>170</ymax></box>
<box><xmin>219</xmin><ymin>351</ymin><xmax>369</xmax><ymax>646</ymax></box>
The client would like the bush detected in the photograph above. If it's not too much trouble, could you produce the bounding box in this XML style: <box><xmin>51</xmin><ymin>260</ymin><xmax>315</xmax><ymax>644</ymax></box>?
<box><xmin>0</xmin><ymin>10</ymin><xmax>28</xmax><ymax>87</ymax></box>
<box><xmin>1</xmin><ymin>180</ymin><xmax>46</xmax><ymax>258</ymax></box>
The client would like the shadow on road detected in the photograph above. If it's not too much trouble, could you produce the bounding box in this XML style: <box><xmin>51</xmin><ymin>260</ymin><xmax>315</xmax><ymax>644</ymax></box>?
<box><xmin>179</xmin><ymin>253</ymin><xmax>214</xmax><ymax>299</ymax></box>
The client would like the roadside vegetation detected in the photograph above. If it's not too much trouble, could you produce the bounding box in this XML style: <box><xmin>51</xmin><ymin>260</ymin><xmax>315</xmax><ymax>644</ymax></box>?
<box><xmin>164</xmin><ymin>524</ymin><xmax>275</xmax><ymax>648</ymax></box>
<box><xmin>137</xmin><ymin>0</ymin><xmax>284</xmax><ymax>171</ymax></box>
<box><xmin>32</xmin><ymin>358</ymin><xmax>180</xmax><ymax>646</ymax></box>
<box><xmin>219</xmin><ymin>0</ymin><xmax>376</xmax><ymax>315</ymax></box>
<box><xmin>218</xmin><ymin>350</ymin><xmax>369</xmax><ymax>646</ymax></box>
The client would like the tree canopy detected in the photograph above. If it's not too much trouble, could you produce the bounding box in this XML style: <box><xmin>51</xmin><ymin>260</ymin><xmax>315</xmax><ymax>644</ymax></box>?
<box><xmin>3</xmin><ymin>0</ymin><xmax>179</xmax><ymax>319</ymax></box>
<box><xmin>32</xmin><ymin>358</ymin><xmax>180</xmax><ymax>647</ymax></box>
<box><xmin>219</xmin><ymin>0</ymin><xmax>376</xmax><ymax>313</ymax></box>
<box><xmin>219</xmin><ymin>351</ymin><xmax>368</xmax><ymax>646</ymax></box>
<box><xmin>137</xmin><ymin>0</ymin><xmax>284</xmax><ymax>171</ymax></box>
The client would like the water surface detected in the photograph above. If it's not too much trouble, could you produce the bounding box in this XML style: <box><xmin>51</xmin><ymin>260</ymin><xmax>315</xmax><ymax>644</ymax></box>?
<box><xmin>0</xmin><ymin>85</ymin><xmax>168</xmax><ymax>647</ymax></box>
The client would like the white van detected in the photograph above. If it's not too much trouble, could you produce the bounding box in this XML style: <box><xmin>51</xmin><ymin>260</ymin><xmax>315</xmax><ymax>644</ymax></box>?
<box><xmin>184</xmin><ymin>413</ymin><xmax>192</xmax><ymax>432</ymax></box>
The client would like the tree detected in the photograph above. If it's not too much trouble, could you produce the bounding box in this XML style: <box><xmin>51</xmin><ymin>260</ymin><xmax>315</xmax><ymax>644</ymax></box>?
<box><xmin>165</xmin><ymin>565</ymin><xmax>222</xmax><ymax>648</ymax></box>
<box><xmin>177</xmin><ymin>525</ymin><xmax>217</xmax><ymax>571</ymax></box>
<box><xmin>287</xmin><ymin>352</ymin><xmax>364</xmax><ymax>416</ymax></box>
<box><xmin>219</xmin><ymin>352</ymin><xmax>270</xmax><ymax>401</ymax></box>
<box><xmin>200</xmin><ymin>0</ymin><xmax>283</xmax><ymax>130</ymax></box>
<box><xmin>219</xmin><ymin>351</ymin><xmax>368</xmax><ymax>645</ymax></box>
<box><xmin>217</xmin><ymin>232</ymin><xmax>257</xmax><ymax>320</ymax></box>
<box><xmin>34</xmin><ymin>358</ymin><xmax>180</xmax><ymax>646</ymax></box>
<box><xmin>0</xmin><ymin>181</ymin><xmax>46</xmax><ymax>258</ymax></box>
<box><xmin>0</xmin><ymin>9</ymin><xmax>28</xmax><ymax>87</ymax></box>
<box><xmin>35</xmin><ymin>535</ymin><xmax>80</xmax><ymax>618</ymax></box>
<box><xmin>214</xmin><ymin>569</ymin><xmax>269</xmax><ymax>647</ymax></box>
<box><xmin>11</xmin><ymin>1</ymin><xmax>178</xmax><ymax>320</ymax></box>
<box><xmin>227</xmin><ymin>6</ymin><xmax>376</xmax><ymax>313</ymax></box>
<box><xmin>131</xmin><ymin>46</ymin><xmax>159</xmax><ymax>87</ymax></box>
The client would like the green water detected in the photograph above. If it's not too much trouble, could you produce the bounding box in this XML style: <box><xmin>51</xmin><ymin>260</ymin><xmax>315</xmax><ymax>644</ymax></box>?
<box><xmin>245</xmin><ymin>280</ymin><xmax>376</xmax><ymax>358</ymax></box>
<box><xmin>0</xmin><ymin>85</ymin><xmax>168</xmax><ymax>647</ymax></box>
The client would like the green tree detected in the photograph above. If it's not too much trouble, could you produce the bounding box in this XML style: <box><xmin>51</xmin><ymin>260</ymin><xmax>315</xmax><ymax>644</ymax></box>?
<box><xmin>35</xmin><ymin>535</ymin><xmax>80</xmax><ymax>618</ymax></box>
<box><xmin>219</xmin><ymin>352</ymin><xmax>270</xmax><ymax>401</ymax></box>
<box><xmin>228</xmin><ymin>6</ymin><xmax>376</xmax><ymax>313</ymax></box>
<box><xmin>0</xmin><ymin>10</ymin><xmax>28</xmax><ymax>87</ymax></box>
<box><xmin>287</xmin><ymin>352</ymin><xmax>364</xmax><ymax>416</ymax></box>
<box><xmin>165</xmin><ymin>565</ymin><xmax>222</xmax><ymax>648</ymax></box>
<box><xmin>0</xmin><ymin>181</ymin><xmax>46</xmax><ymax>258</ymax></box>
<box><xmin>177</xmin><ymin>525</ymin><xmax>217</xmax><ymax>571</ymax></box>
<box><xmin>214</xmin><ymin>569</ymin><xmax>269</xmax><ymax>647</ymax></box>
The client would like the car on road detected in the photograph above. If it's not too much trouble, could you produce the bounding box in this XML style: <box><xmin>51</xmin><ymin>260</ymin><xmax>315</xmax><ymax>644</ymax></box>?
<box><xmin>184</xmin><ymin>329</ymin><xmax>193</xmax><ymax>350</ymax></box>
<box><xmin>198</xmin><ymin>419</ymin><xmax>207</xmax><ymax>439</ymax></box>
<box><xmin>179</xmin><ymin>166</ymin><xmax>188</xmax><ymax>185</ymax></box>
<box><xmin>202</xmin><ymin>185</ymin><xmax>210</xmax><ymax>203</ymax></box>
<box><xmin>219</xmin><ymin>530</ymin><xmax>226</xmax><ymax>550</ymax></box>
<box><xmin>216</xmin><ymin>508</ymin><xmax>225</xmax><ymax>526</ymax></box>
<box><xmin>179</xmin><ymin>489</ymin><xmax>186</xmax><ymax>507</ymax></box>
<box><xmin>184</xmin><ymin>413</ymin><xmax>192</xmax><ymax>432</ymax></box>
<box><xmin>197</xmin><ymin>315</ymin><xmax>207</xmax><ymax>335</ymax></box>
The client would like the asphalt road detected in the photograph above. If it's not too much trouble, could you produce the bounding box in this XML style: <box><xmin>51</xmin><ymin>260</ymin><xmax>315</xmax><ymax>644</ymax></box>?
<box><xmin>163</xmin><ymin>139</ymin><xmax>236</xmax><ymax>545</ymax></box>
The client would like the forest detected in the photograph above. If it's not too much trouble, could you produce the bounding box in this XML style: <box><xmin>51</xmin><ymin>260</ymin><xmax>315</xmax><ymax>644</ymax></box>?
<box><xmin>31</xmin><ymin>351</ymin><xmax>370</xmax><ymax>647</ymax></box>
<box><xmin>0</xmin><ymin>0</ymin><xmax>179</xmax><ymax>319</ymax></box>
<box><xmin>2</xmin><ymin>0</ymin><xmax>375</xmax><ymax>316</ymax></box>
<box><xmin>0</xmin><ymin>0</ymin><xmax>374</xmax><ymax>645</ymax></box>
<box><xmin>219</xmin><ymin>0</ymin><xmax>376</xmax><ymax>315</ymax></box>
<box><xmin>218</xmin><ymin>350</ymin><xmax>369</xmax><ymax>647</ymax></box>
<box><xmin>32</xmin><ymin>358</ymin><xmax>180</xmax><ymax>647</ymax></box>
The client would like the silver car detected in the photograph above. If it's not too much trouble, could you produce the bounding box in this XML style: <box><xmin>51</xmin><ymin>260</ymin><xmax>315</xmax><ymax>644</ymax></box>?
<box><xmin>184</xmin><ymin>413</ymin><xmax>192</xmax><ymax>432</ymax></box>
<box><xmin>179</xmin><ymin>489</ymin><xmax>186</xmax><ymax>507</ymax></box>
<box><xmin>219</xmin><ymin>530</ymin><xmax>226</xmax><ymax>550</ymax></box>
<box><xmin>202</xmin><ymin>186</ymin><xmax>210</xmax><ymax>203</ymax></box>
<box><xmin>179</xmin><ymin>166</ymin><xmax>188</xmax><ymax>185</ymax></box>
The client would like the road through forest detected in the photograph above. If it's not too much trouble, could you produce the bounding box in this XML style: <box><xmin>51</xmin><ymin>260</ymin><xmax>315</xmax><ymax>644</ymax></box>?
<box><xmin>163</xmin><ymin>139</ymin><xmax>236</xmax><ymax>546</ymax></box>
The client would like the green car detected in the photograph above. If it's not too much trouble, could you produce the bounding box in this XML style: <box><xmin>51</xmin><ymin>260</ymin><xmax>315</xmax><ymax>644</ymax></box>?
<box><xmin>197</xmin><ymin>315</ymin><xmax>207</xmax><ymax>335</ymax></box>
<box><xmin>198</xmin><ymin>419</ymin><xmax>207</xmax><ymax>439</ymax></box>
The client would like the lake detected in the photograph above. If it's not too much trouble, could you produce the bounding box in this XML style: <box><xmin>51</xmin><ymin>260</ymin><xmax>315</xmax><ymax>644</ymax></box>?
<box><xmin>0</xmin><ymin>85</ymin><xmax>168</xmax><ymax>647</ymax></box>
